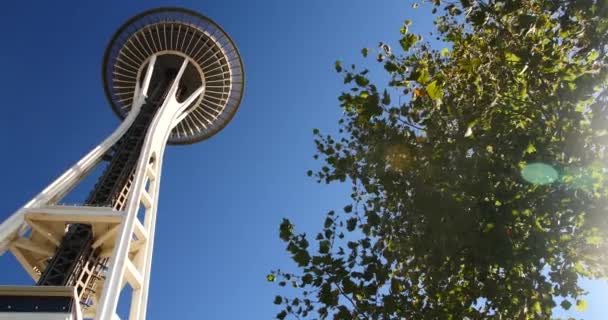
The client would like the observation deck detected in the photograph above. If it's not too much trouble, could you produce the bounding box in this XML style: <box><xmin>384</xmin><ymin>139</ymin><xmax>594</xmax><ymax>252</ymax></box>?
<box><xmin>103</xmin><ymin>7</ymin><xmax>244</xmax><ymax>144</ymax></box>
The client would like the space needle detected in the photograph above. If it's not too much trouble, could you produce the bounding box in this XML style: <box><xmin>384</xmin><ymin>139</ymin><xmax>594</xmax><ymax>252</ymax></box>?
<box><xmin>0</xmin><ymin>7</ymin><xmax>244</xmax><ymax>320</ymax></box>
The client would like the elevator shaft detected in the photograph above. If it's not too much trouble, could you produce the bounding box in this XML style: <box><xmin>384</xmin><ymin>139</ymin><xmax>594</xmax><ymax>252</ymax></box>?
<box><xmin>36</xmin><ymin>75</ymin><xmax>175</xmax><ymax>307</ymax></box>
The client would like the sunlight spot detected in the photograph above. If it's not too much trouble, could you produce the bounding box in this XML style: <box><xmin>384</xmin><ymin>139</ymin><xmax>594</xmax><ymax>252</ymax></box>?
<box><xmin>562</xmin><ymin>163</ymin><xmax>606</xmax><ymax>191</ymax></box>
<box><xmin>521</xmin><ymin>163</ymin><xmax>558</xmax><ymax>185</ymax></box>
<box><xmin>385</xmin><ymin>144</ymin><xmax>411</xmax><ymax>172</ymax></box>
<box><xmin>562</xmin><ymin>167</ymin><xmax>595</xmax><ymax>191</ymax></box>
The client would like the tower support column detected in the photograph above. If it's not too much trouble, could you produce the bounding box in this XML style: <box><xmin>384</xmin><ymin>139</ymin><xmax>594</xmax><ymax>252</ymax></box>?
<box><xmin>96</xmin><ymin>56</ymin><xmax>203</xmax><ymax>320</ymax></box>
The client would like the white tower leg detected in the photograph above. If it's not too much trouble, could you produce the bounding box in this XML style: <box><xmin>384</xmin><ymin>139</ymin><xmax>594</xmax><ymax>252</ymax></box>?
<box><xmin>0</xmin><ymin>54</ymin><xmax>204</xmax><ymax>320</ymax></box>
<box><xmin>96</xmin><ymin>55</ymin><xmax>204</xmax><ymax>320</ymax></box>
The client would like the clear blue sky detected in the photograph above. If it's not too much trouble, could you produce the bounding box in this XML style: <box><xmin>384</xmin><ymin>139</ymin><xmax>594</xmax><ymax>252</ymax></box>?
<box><xmin>0</xmin><ymin>1</ymin><xmax>605</xmax><ymax>319</ymax></box>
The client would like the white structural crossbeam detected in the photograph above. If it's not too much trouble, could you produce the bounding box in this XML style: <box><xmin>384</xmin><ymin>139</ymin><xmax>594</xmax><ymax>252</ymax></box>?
<box><xmin>0</xmin><ymin>54</ymin><xmax>204</xmax><ymax>320</ymax></box>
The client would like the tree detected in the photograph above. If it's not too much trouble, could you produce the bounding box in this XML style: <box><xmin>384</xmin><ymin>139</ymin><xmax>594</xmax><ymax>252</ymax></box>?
<box><xmin>270</xmin><ymin>0</ymin><xmax>608</xmax><ymax>319</ymax></box>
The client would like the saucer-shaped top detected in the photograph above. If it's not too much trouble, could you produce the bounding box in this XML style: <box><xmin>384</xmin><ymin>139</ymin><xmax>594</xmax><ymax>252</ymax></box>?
<box><xmin>103</xmin><ymin>7</ymin><xmax>244</xmax><ymax>144</ymax></box>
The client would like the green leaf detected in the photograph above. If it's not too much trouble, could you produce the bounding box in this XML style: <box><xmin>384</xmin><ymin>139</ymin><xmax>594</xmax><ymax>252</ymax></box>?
<box><xmin>561</xmin><ymin>300</ymin><xmax>572</xmax><ymax>310</ymax></box>
<box><xmin>313</xmin><ymin>128</ymin><xmax>320</xmax><ymax>135</ymax></box>
<box><xmin>587</xmin><ymin>50</ymin><xmax>599</xmax><ymax>63</ymax></box>
<box><xmin>464</xmin><ymin>126</ymin><xmax>473</xmax><ymax>137</ymax></box>
<box><xmin>533</xmin><ymin>301</ymin><xmax>542</xmax><ymax>314</ymax></box>
<box><xmin>302</xmin><ymin>273</ymin><xmax>313</xmax><ymax>285</ymax></box>
<box><xmin>347</xmin><ymin>217</ymin><xmax>357</xmax><ymax>231</ymax></box>
<box><xmin>575</xmin><ymin>104</ymin><xmax>585</xmax><ymax>113</ymax></box>
<box><xmin>441</xmin><ymin>48</ymin><xmax>449</xmax><ymax>56</ymax></box>
<box><xmin>335</xmin><ymin>60</ymin><xmax>342</xmax><ymax>72</ymax></box>
<box><xmin>324</xmin><ymin>217</ymin><xmax>333</xmax><ymax>228</ymax></box>
<box><xmin>293</xmin><ymin>250</ymin><xmax>311</xmax><ymax>267</ymax></box>
<box><xmin>355</xmin><ymin>75</ymin><xmax>370</xmax><ymax>87</ymax></box>
<box><xmin>319</xmin><ymin>240</ymin><xmax>330</xmax><ymax>254</ymax></box>
<box><xmin>344</xmin><ymin>205</ymin><xmax>353</xmax><ymax>213</ymax></box>
<box><xmin>483</xmin><ymin>223</ymin><xmax>495</xmax><ymax>233</ymax></box>
<box><xmin>382</xmin><ymin>89</ymin><xmax>391</xmax><ymax>105</ymax></box>
<box><xmin>585</xmin><ymin>234</ymin><xmax>602</xmax><ymax>246</ymax></box>
<box><xmin>361</xmin><ymin>47</ymin><xmax>369</xmax><ymax>57</ymax></box>
<box><xmin>385</xmin><ymin>61</ymin><xmax>399</xmax><ymax>72</ymax></box>
<box><xmin>525</xmin><ymin>143</ymin><xmax>537</xmax><ymax>154</ymax></box>
<box><xmin>274</xmin><ymin>296</ymin><xmax>283</xmax><ymax>305</ymax></box>
<box><xmin>267</xmin><ymin>274</ymin><xmax>275</xmax><ymax>282</ymax></box>
<box><xmin>307</xmin><ymin>170</ymin><xmax>313</xmax><ymax>177</ymax></box>
<box><xmin>450</xmin><ymin>7</ymin><xmax>462</xmax><ymax>15</ymax></box>
<box><xmin>319</xmin><ymin>283</ymin><xmax>338</xmax><ymax>306</ymax></box>
<box><xmin>564</xmin><ymin>70</ymin><xmax>578</xmax><ymax>82</ymax></box>
<box><xmin>505</xmin><ymin>52</ymin><xmax>521</xmax><ymax>63</ymax></box>
<box><xmin>519</xmin><ymin>86</ymin><xmax>528</xmax><ymax>99</ymax></box>
<box><xmin>399</xmin><ymin>34</ymin><xmax>418</xmax><ymax>52</ymax></box>
<box><xmin>576</xmin><ymin>299</ymin><xmax>588</xmax><ymax>311</ymax></box>
<box><xmin>279</xmin><ymin>219</ymin><xmax>294</xmax><ymax>241</ymax></box>
<box><xmin>417</xmin><ymin>69</ymin><xmax>431</xmax><ymax>84</ymax></box>
<box><xmin>426</xmin><ymin>80</ymin><xmax>443</xmax><ymax>99</ymax></box>
<box><xmin>276</xmin><ymin>310</ymin><xmax>287</xmax><ymax>320</ymax></box>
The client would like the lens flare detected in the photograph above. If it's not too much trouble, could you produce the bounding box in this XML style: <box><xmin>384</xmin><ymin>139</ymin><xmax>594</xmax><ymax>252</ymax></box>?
<box><xmin>562</xmin><ymin>162</ymin><xmax>606</xmax><ymax>191</ymax></box>
<box><xmin>521</xmin><ymin>163</ymin><xmax>558</xmax><ymax>185</ymax></box>
<box><xmin>385</xmin><ymin>144</ymin><xmax>411</xmax><ymax>172</ymax></box>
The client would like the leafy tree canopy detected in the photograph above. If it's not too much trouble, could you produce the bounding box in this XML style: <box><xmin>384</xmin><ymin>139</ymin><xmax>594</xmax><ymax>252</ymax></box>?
<box><xmin>271</xmin><ymin>0</ymin><xmax>608</xmax><ymax>319</ymax></box>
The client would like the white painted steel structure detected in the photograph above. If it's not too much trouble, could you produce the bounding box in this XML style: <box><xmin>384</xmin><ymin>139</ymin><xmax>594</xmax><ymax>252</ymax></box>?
<box><xmin>0</xmin><ymin>286</ymin><xmax>82</xmax><ymax>320</ymax></box>
<box><xmin>0</xmin><ymin>8</ymin><xmax>243</xmax><ymax>320</ymax></box>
